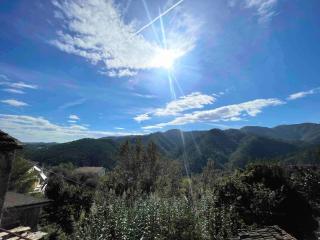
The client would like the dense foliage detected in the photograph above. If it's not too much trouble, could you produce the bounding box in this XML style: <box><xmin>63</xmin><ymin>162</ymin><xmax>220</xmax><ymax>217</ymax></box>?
<box><xmin>73</xmin><ymin>193</ymin><xmax>241</xmax><ymax>240</ymax></box>
<box><xmin>40</xmin><ymin>165</ymin><xmax>97</xmax><ymax>239</ymax></box>
<box><xmin>241</xmin><ymin>123</ymin><xmax>320</xmax><ymax>144</ymax></box>
<box><xmin>24</xmin><ymin>138</ymin><xmax>118</xmax><ymax>169</ymax></box>
<box><xmin>38</xmin><ymin>139</ymin><xmax>320</xmax><ymax>239</ymax></box>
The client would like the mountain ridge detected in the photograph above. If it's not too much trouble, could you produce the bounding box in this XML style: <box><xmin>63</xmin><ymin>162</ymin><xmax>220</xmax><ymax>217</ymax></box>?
<box><xmin>22</xmin><ymin>123</ymin><xmax>320</xmax><ymax>171</ymax></box>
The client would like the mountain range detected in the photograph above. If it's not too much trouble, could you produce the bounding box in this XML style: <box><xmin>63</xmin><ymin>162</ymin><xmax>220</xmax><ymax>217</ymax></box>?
<box><xmin>22</xmin><ymin>123</ymin><xmax>320</xmax><ymax>172</ymax></box>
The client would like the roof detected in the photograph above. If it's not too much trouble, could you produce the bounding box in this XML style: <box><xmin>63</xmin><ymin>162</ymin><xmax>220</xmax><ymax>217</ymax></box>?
<box><xmin>0</xmin><ymin>226</ymin><xmax>47</xmax><ymax>240</ymax></box>
<box><xmin>0</xmin><ymin>130</ymin><xmax>23</xmax><ymax>151</ymax></box>
<box><xmin>233</xmin><ymin>226</ymin><xmax>296</xmax><ymax>240</ymax></box>
<box><xmin>3</xmin><ymin>192</ymin><xmax>51</xmax><ymax>209</ymax></box>
<box><xmin>74</xmin><ymin>167</ymin><xmax>105</xmax><ymax>174</ymax></box>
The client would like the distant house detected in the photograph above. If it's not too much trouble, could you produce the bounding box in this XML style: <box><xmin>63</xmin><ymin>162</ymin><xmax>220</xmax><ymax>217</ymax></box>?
<box><xmin>232</xmin><ymin>226</ymin><xmax>296</xmax><ymax>240</ymax></box>
<box><xmin>1</xmin><ymin>191</ymin><xmax>51</xmax><ymax>230</ymax></box>
<box><xmin>29</xmin><ymin>165</ymin><xmax>48</xmax><ymax>194</ymax></box>
<box><xmin>74</xmin><ymin>167</ymin><xmax>106</xmax><ymax>177</ymax></box>
<box><xmin>0</xmin><ymin>130</ymin><xmax>49</xmax><ymax>239</ymax></box>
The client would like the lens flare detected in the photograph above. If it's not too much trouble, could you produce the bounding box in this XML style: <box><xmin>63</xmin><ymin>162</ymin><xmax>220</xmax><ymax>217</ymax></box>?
<box><xmin>152</xmin><ymin>48</ymin><xmax>183</xmax><ymax>69</ymax></box>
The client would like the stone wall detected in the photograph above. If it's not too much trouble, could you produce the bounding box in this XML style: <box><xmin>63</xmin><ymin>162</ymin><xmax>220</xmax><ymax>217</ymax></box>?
<box><xmin>1</xmin><ymin>206</ymin><xmax>42</xmax><ymax>231</ymax></box>
<box><xmin>0</xmin><ymin>151</ymin><xmax>14</xmax><ymax>223</ymax></box>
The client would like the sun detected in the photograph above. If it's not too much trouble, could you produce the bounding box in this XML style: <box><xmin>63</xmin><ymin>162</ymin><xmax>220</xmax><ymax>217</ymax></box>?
<box><xmin>152</xmin><ymin>48</ymin><xmax>183</xmax><ymax>70</ymax></box>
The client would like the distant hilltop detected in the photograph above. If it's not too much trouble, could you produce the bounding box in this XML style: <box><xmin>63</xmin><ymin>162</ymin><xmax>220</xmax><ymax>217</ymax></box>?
<box><xmin>22</xmin><ymin>123</ymin><xmax>320</xmax><ymax>172</ymax></box>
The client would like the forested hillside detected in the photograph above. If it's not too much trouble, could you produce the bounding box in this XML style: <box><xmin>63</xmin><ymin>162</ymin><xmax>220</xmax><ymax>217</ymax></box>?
<box><xmin>241</xmin><ymin>123</ymin><xmax>320</xmax><ymax>144</ymax></box>
<box><xmin>24</xmin><ymin>138</ymin><xmax>118</xmax><ymax>169</ymax></box>
<box><xmin>23</xmin><ymin>123</ymin><xmax>320</xmax><ymax>171</ymax></box>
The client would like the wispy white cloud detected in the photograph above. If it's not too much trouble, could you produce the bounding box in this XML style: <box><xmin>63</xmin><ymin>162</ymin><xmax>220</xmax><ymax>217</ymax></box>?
<box><xmin>230</xmin><ymin>0</ymin><xmax>278</xmax><ymax>22</ymax></box>
<box><xmin>68</xmin><ymin>120</ymin><xmax>77</xmax><ymax>123</ymax></box>
<box><xmin>107</xmin><ymin>69</ymin><xmax>138</xmax><ymax>78</ymax></box>
<box><xmin>132</xmin><ymin>93</ymin><xmax>157</xmax><ymax>99</ymax></box>
<box><xmin>0</xmin><ymin>114</ymin><xmax>141</xmax><ymax>142</ymax></box>
<box><xmin>58</xmin><ymin>98</ymin><xmax>86</xmax><ymax>110</ymax></box>
<box><xmin>143</xmin><ymin>98</ymin><xmax>284</xmax><ymax>129</ymax></box>
<box><xmin>1</xmin><ymin>99</ymin><xmax>29</xmax><ymax>107</ymax></box>
<box><xmin>134</xmin><ymin>113</ymin><xmax>151</xmax><ymax>123</ymax></box>
<box><xmin>115</xmin><ymin>127</ymin><xmax>125</xmax><ymax>130</ymax></box>
<box><xmin>0</xmin><ymin>80</ymin><xmax>38</xmax><ymax>90</ymax></box>
<box><xmin>69</xmin><ymin>124</ymin><xmax>87</xmax><ymax>130</ymax></box>
<box><xmin>3</xmin><ymin>88</ymin><xmax>25</xmax><ymax>94</ymax></box>
<box><xmin>249</xmin><ymin>0</ymin><xmax>277</xmax><ymax>22</ymax></box>
<box><xmin>0</xmin><ymin>74</ymin><xmax>9</xmax><ymax>81</ymax></box>
<box><xmin>51</xmin><ymin>0</ymin><xmax>199</xmax><ymax>77</ymax></box>
<box><xmin>10</xmin><ymin>82</ymin><xmax>38</xmax><ymax>89</ymax></box>
<box><xmin>69</xmin><ymin>114</ymin><xmax>80</xmax><ymax>120</ymax></box>
<box><xmin>134</xmin><ymin>92</ymin><xmax>215</xmax><ymax>122</ymax></box>
<box><xmin>287</xmin><ymin>87</ymin><xmax>320</xmax><ymax>100</ymax></box>
<box><xmin>155</xmin><ymin>92</ymin><xmax>215</xmax><ymax>116</ymax></box>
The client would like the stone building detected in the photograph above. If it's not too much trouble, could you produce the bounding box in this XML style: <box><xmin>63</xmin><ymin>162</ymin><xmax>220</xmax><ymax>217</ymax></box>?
<box><xmin>0</xmin><ymin>130</ymin><xmax>22</xmax><ymax>223</ymax></box>
<box><xmin>74</xmin><ymin>166</ymin><xmax>106</xmax><ymax>177</ymax></box>
<box><xmin>0</xmin><ymin>130</ymin><xmax>50</xmax><ymax>235</ymax></box>
<box><xmin>1</xmin><ymin>191</ymin><xmax>51</xmax><ymax>230</ymax></box>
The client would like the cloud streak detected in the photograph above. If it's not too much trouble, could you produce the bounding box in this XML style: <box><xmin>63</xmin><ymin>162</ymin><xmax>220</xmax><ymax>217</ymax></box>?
<box><xmin>134</xmin><ymin>92</ymin><xmax>215</xmax><ymax>122</ymax></box>
<box><xmin>246</xmin><ymin>0</ymin><xmax>277</xmax><ymax>22</ymax></box>
<box><xmin>1</xmin><ymin>99</ymin><xmax>29</xmax><ymax>107</ymax></box>
<box><xmin>0</xmin><ymin>114</ymin><xmax>140</xmax><ymax>142</ymax></box>
<box><xmin>143</xmin><ymin>98</ymin><xmax>284</xmax><ymax>129</ymax></box>
<box><xmin>58</xmin><ymin>98</ymin><xmax>86</xmax><ymax>110</ymax></box>
<box><xmin>155</xmin><ymin>92</ymin><xmax>215</xmax><ymax>116</ymax></box>
<box><xmin>230</xmin><ymin>0</ymin><xmax>278</xmax><ymax>22</ymax></box>
<box><xmin>10</xmin><ymin>82</ymin><xmax>38</xmax><ymax>89</ymax></box>
<box><xmin>287</xmin><ymin>87</ymin><xmax>320</xmax><ymax>100</ymax></box>
<box><xmin>69</xmin><ymin>114</ymin><xmax>80</xmax><ymax>120</ymax></box>
<box><xmin>132</xmin><ymin>93</ymin><xmax>157</xmax><ymax>99</ymax></box>
<box><xmin>0</xmin><ymin>81</ymin><xmax>38</xmax><ymax>89</ymax></box>
<box><xmin>134</xmin><ymin>113</ymin><xmax>151</xmax><ymax>123</ymax></box>
<box><xmin>3</xmin><ymin>88</ymin><xmax>25</xmax><ymax>94</ymax></box>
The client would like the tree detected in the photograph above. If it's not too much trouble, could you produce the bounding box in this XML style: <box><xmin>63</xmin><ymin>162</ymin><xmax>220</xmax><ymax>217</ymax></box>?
<box><xmin>41</xmin><ymin>167</ymin><xmax>95</xmax><ymax>236</ymax></box>
<box><xmin>106</xmin><ymin>140</ymin><xmax>162</xmax><ymax>196</ymax></box>
<box><xmin>8</xmin><ymin>157</ymin><xmax>37</xmax><ymax>193</ymax></box>
<box><xmin>213</xmin><ymin>165</ymin><xmax>318</xmax><ymax>239</ymax></box>
<box><xmin>202</xmin><ymin>158</ymin><xmax>218</xmax><ymax>190</ymax></box>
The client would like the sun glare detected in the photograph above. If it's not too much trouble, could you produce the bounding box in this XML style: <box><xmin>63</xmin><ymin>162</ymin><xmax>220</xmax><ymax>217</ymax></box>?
<box><xmin>152</xmin><ymin>48</ymin><xmax>183</xmax><ymax>69</ymax></box>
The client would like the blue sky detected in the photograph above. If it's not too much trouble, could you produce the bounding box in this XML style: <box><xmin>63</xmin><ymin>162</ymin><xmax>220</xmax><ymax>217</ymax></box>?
<box><xmin>0</xmin><ymin>0</ymin><xmax>320</xmax><ymax>142</ymax></box>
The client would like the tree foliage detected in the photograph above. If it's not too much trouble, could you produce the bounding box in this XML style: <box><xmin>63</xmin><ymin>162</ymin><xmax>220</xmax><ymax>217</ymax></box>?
<box><xmin>8</xmin><ymin>156</ymin><xmax>38</xmax><ymax>193</ymax></box>
<box><xmin>40</xmin><ymin>166</ymin><xmax>96</xmax><ymax>238</ymax></box>
<box><xmin>38</xmin><ymin>140</ymin><xmax>320</xmax><ymax>239</ymax></box>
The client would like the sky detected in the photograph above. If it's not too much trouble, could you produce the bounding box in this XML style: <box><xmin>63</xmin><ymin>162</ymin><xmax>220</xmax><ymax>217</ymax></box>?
<box><xmin>0</xmin><ymin>0</ymin><xmax>320</xmax><ymax>142</ymax></box>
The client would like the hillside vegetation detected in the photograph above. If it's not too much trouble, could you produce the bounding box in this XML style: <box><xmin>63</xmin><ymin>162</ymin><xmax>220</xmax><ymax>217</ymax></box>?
<box><xmin>37</xmin><ymin>141</ymin><xmax>320</xmax><ymax>240</ymax></box>
<box><xmin>23</xmin><ymin>123</ymin><xmax>320</xmax><ymax>171</ymax></box>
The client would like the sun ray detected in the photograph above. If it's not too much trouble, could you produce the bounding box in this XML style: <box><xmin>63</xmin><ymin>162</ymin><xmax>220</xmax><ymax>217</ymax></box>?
<box><xmin>159</xmin><ymin>8</ymin><xmax>168</xmax><ymax>49</ymax></box>
<box><xmin>139</xmin><ymin>0</ymin><xmax>197</xmax><ymax>200</ymax></box>
<box><xmin>168</xmin><ymin>72</ymin><xmax>176</xmax><ymax>99</ymax></box>
<box><xmin>135</xmin><ymin>0</ymin><xmax>184</xmax><ymax>35</ymax></box>
<box><xmin>170</xmin><ymin>73</ymin><xmax>203</xmax><ymax>157</ymax></box>
<box><xmin>141</xmin><ymin>0</ymin><xmax>161</xmax><ymax>44</ymax></box>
